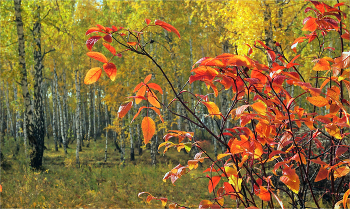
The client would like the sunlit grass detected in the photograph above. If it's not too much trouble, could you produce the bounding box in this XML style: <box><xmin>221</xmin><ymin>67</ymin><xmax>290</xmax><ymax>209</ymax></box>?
<box><xmin>1</xmin><ymin>136</ymin><xmax>211</xmax><ymax>208</ymax></box>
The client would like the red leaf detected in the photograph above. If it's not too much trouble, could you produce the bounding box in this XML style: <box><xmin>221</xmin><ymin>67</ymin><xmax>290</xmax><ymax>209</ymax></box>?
<box><xmin>103</xmin><ymin>63</ymin><xmax>117</xmax><ymax>81</ymax></box>
<box><xmin>245</xmin><ymin>43</ymin><xmax>253</xmax><ymax>56</ymax></box>
<box><xmin>142</xmin><ymin>117</ymin><xmax>156</xmax><ymax>144</ymax></box>
<box><xmin>87</xmin><ymin>52</ymin><xmax>108</xmax><ymax>63</ymax></box>
<box><xmin>267</xmin><ymin>50</ymin><xmax>276</xmax><ymax>62</ymax></box>
<box><xmin>208</xmin><ymin>176</ymin><xmax>221</xmax><ymax>193</ymax></box>
<box><xmin>256</xmin><ymin>40</ymin><xmax>271</xmax><ymax>50</ymax></box>
<box><xmin>84</xmin><ymin>67</ymin><xmax>102</xmax><ymax>84</ymax></box>
<box><xmin>155</xmin><ymin>20</ymin><xmax>181</xmax><ymax>38</ymax></box>
<box><xmin>103</xmin><ymin>34</ymin><xmax>112</xmax><ymax>43</ymax></box>
<box><xmin>103</xmin><ymin>43</ymin><xmax>117</xmax><ymax>56</ymax></box>
<box><xmin>145</xmin><ymin>18</ymin><xmax>151</xmax><ymax>25</ymax></box>
<box><xmin>86</xmin><ymin>36</ymin><xmax>102</xmax><ymax>51</ymax></box>
<box><xmin>86</xmin><ymin>27</ymin><xmax>100</xmax><ymax>36</ymax></box>
<box><xmin>336</xmin><ymin>146</ymin><xmax>348</xmax><ymax>158</ymax></box>
<box><xmin>118</xmin><ymin>101</ymin><xmax>133</xmax><ymax>118</ymax></box>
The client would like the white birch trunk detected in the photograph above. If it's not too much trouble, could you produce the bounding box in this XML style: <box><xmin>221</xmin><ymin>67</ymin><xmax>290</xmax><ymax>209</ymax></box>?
<box><xmin>75</xmin><ymin>70</ymin><xmax>81</xmax><ymax>166</ymax></box>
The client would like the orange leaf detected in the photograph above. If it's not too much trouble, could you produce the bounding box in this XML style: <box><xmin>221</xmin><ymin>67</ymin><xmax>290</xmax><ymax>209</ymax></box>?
<box><xmin>333</xmin><ymin>166</ymin><xmax>350</xmax><ymax>179</ymax></box>
<box><xmin>145</xmin><ymin>18</ymin><xmax>151</xmax><ymax>25</ymax></box>
<box><xmin>251</xmin><ymin>101</ymin><xmax>267</xmax><ymax>115</ymax></box>
<box><xmin>118</xmin><ymin>101</ymin><xmax>133</xmax><ymax>119</ymax></box>
<box><xmin>103</xmin><ymin>43</ymin><xmax>116</xmax><ymax>56</ymax></box>
<box><xmin>142</xmin><ymin>117</ymin><xmax>155</xmax><ymax>144</ymax></box>
<box><xmin>306</xmin><ymin>96</ymin><xmax>328</xmax><ymax>107</ymax></box>
<box><xmin>87</xmin><ymin>52</ymin><xmax>108</xmax><ymax>63</ymax></box>
<box><xmin>227</xmin><ymin>55</ymin><xmax>251</xmax><ymax>67</ymax></box>
<box><xmin>127</xmin><ymin>42</ymin><xmax>137</xmax><ymax>46</ymax></box>
<box><xmin>84</xmin><ymin>67</ymin><xmax>102</xmax><ymax>84</ymax></box>
<box><xmin>103</xmin><ymin>63</ymin><xmax>117</xmax><ymax>81</ymax></box>
<box><xmin>96</xmin><ymin>24</ymin><xmax>106</xmax><ymax>31</ymax></box>
<box><xmin>136</xmin><ymin>86</ymin><xmax>147</xmax><ymax>104</ymax></box>
<box><xmin>147</xmin><ymin>83</ymin><xmax>163</xmax><ymax>94</ymax></box>
<box><xmin>258</xmin><ymin>186</ymin><xmax>271</xmax><ymax>201</ymax></box>
<box><xmin>208</xmin><ymin>176</ymin><xmax>221</xmax><ymax>193</ymax></box>
<box><xmin>199</xmin><ymin>200</ymin><xmax>213</xmax><ymax>208</ymax></box>
<box><xmin>147</xmin><ymin>91</ymin><xmax>160</xmax><ymax>108</ymax></box>
<box><xmin>86</xmin><ymin>27</ymin><xmax>100</xmax><ymax>36</ymax></box>
<box><xmin>280</xmin><ymin>167</ymin><xmax>300</xmax><ymax>194</ymax></box>
<box><xmin>302</xmin><ymin>17</ymin><xmax>317</xmax><ymax>31</ymax></box>
<box><xmin>133</xmin><ymin>82</ymin><xmax>144</xmax><ymax>93</ymax></box>
<box><xmin>0</xmin><ymin>184</ymin><xmax>2</xmax><ymax>192</ymax></box>
<box><xmin>312</xmin><ymin>58</ymin><xmax>332</xmax><ymax>71</ymax></box>
<box><xmin>131</xmin><ymin>106</ymin><xmax>146</xmax><ymax>123</ymax></box>
<box><xmin>315</xmin><ymin>166</ymin><xmax>328</xmax><ymax>182</ymax></box>
<box><xmin>188</xmin><ymin>160</ymin><xmax>199</xmax><ymax>170</ymax></box>
<box><xmin>343</xmin><ymin>189</ymin><xmax>350</xmax><ymax>208</ymax></box>
<box><xmin>144</xmin><ymin>74</ymin><xmax>152</xmax><ymax>84</ymax></box>
<box><xmin>202</xmin><ymin>102</ymin><xmax>221</xmax><ymax>118</ymax></box>
<box><xmin>155</xmin><ymin>20</ymin><xmax>181</xmax><ymax>38</ymax></box>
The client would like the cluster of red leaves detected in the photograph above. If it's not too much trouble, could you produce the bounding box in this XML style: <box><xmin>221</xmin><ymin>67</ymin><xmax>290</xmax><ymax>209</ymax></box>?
<box><xmin>85</xmin><ymin>1</ymin><xmax>350</xmax><ymax>208</ymax></box>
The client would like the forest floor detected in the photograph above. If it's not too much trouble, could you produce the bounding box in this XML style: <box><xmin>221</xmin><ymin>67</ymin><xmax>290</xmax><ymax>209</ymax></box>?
<box><xmin>1</xmin><ymin>136</ymin><xmax>331</xmax><ymax>208</ymax></box>
<box><xmin>0</xmin><ymin>136</ymin><xmax>212</xmax><ymax>208</ymax></box>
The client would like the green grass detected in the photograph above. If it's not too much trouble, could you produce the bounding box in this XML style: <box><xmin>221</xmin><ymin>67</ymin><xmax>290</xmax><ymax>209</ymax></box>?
<box><xmin>1</xmin><ymin>135</ymin><xmax>332</xmax><ymax>208</ymax></box>
<box><xmin>0</xmin><ymin>136</ymin><xmax>210</xmax><ymax>208</ymax></box>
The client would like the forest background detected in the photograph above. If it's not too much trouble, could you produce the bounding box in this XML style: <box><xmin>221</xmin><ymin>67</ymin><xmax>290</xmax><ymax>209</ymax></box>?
<box><xmin>0</xmin><ymin>0</ymin><xmax>349</xmax><ymax>208</ymax></box>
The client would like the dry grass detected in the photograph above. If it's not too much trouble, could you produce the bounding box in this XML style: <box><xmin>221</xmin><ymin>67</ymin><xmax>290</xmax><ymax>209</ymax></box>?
<box><xmin>1</xmin><ymin>136</ymin><xmax>210</xmax><ymax>208</ymax></box>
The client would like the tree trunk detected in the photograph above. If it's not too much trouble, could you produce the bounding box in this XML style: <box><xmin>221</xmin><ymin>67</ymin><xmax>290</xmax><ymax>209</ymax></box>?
<box><xmin>62</xmin><ymin>70</ymin><xmax>68</xmax><ymax>149</ymax></box>
<box><xmin>93</xmin><ymin>84</ymin><xmax>96</xmax><ymax>141</ymax></box>
<box><xmin>14</xmin><ymin>0</ymin><xmax>35</xmax><ymax>158</ymax></box>
<box><xmin>31</xmin><ymin>3</ymin><xmax>45</xmax><ymax>169</ymax></box>
<box><xmin>78</xmin><ymin>71</ymin><xmax>83</xmax><ymax>151</ymax></box>
<box><xmin>87</xmin><ymin>85</ymin><xmax>92</xmax><ymax>147</ymax></box>
<box><xmin>0</xmin><ymin>82</ymin><xmax>3</xmax><ymax>153</ymax></box>
<box><xmin>51</xmin><ymin>82</ymin><xmax>58</xmax><ymax>151</ymax></box>
<box><xmin>13</xmin><ymin>83</ymin><xmax>20</xmax><ymax>155</ymax></box>
<box><xmin>42</xmin><ymin>82</ymin><xmax>48</xmax><ymax>143</ymax></box>
<box><xmin>81</xmin><ymin>93</ymin><xmax>86</xmax><ymax>147</ymax></box>
<box><xmin>104</xmin><ymin>103</ymin><xmax>108</xmax><ymax>162</ymax></box>
<box><xmin>75</xmin><ymin>70</ymin><xmax>81</xmax><ymax>167</ymax></box>
<box><xmin>137</xmin><ymin>123</ymin><xmax>142</xmax><ymax>155</ymax></box>
<box><xmin>120</xmin><ymin>120</ymin><xmax>125</xmax><ymax>166</ymax></box>
<box><xmin>5</xmin><ymin>82</ymin><xmax>14</xmax><ymax>138</ymax></box>
<box><xmin>54</xmin><ymin>63</ymin><xmax>67</xmax><ymax>154</ymax></box>
<box><xmin>97</xmin><ymin>85</ymin><xmax>101</xmax><ymax>138</ymax></box>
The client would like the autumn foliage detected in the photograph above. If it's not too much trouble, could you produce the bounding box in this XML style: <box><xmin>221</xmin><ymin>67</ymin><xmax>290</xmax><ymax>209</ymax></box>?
<box><xmin>85</xmin><ymin>1</ymin><xmax>350</xmax><ymax>208</ymax></box>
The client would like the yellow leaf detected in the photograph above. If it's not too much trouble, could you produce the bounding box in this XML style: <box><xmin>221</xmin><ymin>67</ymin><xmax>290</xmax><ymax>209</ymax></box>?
<box><xmin>325</xmin><ymin>124</ymin><xmax>342</xmax><ymax>139</ymax></box>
